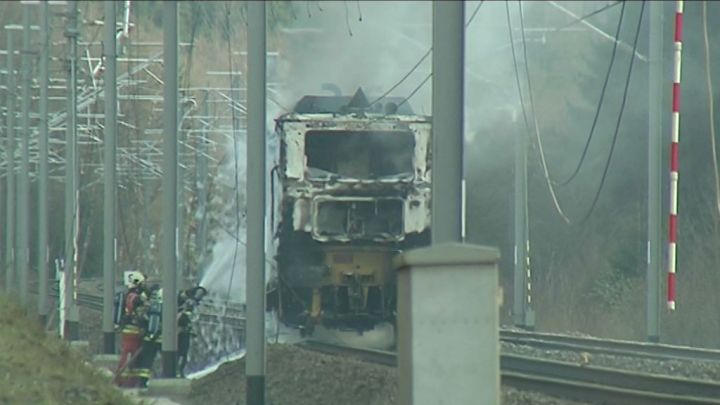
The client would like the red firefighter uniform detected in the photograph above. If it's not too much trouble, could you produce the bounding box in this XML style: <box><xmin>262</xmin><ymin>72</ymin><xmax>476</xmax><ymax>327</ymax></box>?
<box><xmin>115</xmin><ymin>272</ymin><xmax>147</xmax><ymax>388</ymax></box>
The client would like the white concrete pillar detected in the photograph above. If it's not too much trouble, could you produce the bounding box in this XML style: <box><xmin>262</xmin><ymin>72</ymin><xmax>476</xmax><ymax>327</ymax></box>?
<box><xmin>395</xmin><ymin>243</ymin><xmax>501</xmax><ymax>405</ymax></box>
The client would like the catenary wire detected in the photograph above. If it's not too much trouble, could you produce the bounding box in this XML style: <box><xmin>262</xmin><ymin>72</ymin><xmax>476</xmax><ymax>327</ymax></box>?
<box><xmin>344</xmin><ymin>1</ymin><xmax>353</xmax><ymax>37</ymax></box>
<box><xmin>397</xmin><ymin>73</ymin><xmax>431</xmax><ymax>108</ymax></box>
<box><xmin>702</xmin><ymin>1</ymin><xmax>720</xmax><ymax>216</ymax></box>
<box><xmin>383</xmin><ymin>0</ymin><xmax>622</xmax><ymax>108</ymax></box>
<box><xmin>517</xmin><ymin>1</ymin><xmax>572</xmax><ymax>223</ymax></box>
<box><xmin>369</xmin><ymin>0</ymin><xmax>484</xmax><ymax>106</ymax></box>
<box><xmin>576</xmin><ymin>0</ymin><xmax>645</xmax><ymax>223</ymax></box>
<box><xmin>558</xmin><ymin>1</ymin><xmax>626</xmax><ymax>186</ymax></box>
<box><xmin>506</xmin><ymin>2</ymin><xmax>532</xmax><ymax>135</ymax></box>
<box><xmin>552</xmin><ymin>1</ymin><xmax>622</xmax><ymax>32</ymax></box>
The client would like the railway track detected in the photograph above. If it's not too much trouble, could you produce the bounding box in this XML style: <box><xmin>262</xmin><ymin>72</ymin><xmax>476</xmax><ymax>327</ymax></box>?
<box><xmin>298</xmin><ymin>340</ymin><xmax>720</xmax><ymax>405</ymax></box>
<box><xmin>49</xmin><ymin>287</ymin><xmax>720</xmax><ymax>366</ymax></box>
<box><xmin>39</xmin><ymin>287</ymin><xmax>720</xmax><ymax>363</ymax></box>
<box><xmin>501</xmin><ymin>329</ymin><xmax>720</xmax><ymax>363</ymax></box>
<box><xmin>33</xmin><ymin>286</ymin><xmax>247</xmax><ymax>330</ymax></box>
<box><xmin>33</xmin><ymin>287</ymin><xmax>720</xmax><ymax>403</ymax></box>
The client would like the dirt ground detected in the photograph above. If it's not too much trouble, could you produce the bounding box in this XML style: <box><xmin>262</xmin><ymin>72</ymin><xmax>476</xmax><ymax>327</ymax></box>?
<box><xmin>0</xmin><ymin>294</ymin><xmax>134</xmax><ymax>405</ymax></box>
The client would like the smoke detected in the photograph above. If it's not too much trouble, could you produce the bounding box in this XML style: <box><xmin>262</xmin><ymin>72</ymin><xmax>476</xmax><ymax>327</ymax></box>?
<box><xmin>276</xmin><ymin>1</ymin><xmax>433</xmax><ymax>112</ymax></box>
<box><xmin>198</xmin><ymin>1</ymin><xmax>693</xmax><ymax>339</ymax></box>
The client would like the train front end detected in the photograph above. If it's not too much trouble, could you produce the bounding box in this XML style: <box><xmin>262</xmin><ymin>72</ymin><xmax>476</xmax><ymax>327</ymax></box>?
<box><xmin>271</xmin><ymin>89</ymin><xmax>431</xmax><ymax>348</ymax></box>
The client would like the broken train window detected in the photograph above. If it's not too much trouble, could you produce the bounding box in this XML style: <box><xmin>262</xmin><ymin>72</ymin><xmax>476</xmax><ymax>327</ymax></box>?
<box><xmin>304</xmin><ymin>130</ymin><xmax>415</xmax><ymax>179</ymax></box>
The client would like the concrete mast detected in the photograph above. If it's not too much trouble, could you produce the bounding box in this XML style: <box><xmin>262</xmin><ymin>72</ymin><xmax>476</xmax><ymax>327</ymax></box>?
<box><xmin>18</xmin><ymin>1</ymin><xmax>32</xmax><ymax>308</ymax></box>
<box><xmin>102</xmin><ymin>0</ymin><xmax>118</xmax><ymax>353</ymax></box>
<box><xmin>431</xmin><ymin>2</ymin><xmax>464</xmax><ymax>244</ymax></box>
<box><xmin>246</xmin><ymin>2</ymin><xmax>267</xmax><ymax>404</ymax></box>
<box><xmin>5</xmin><ymin>25</ymin><xmax>19</xmax><ymax>294</ymax></box>
<box><xmin>38</xmin><ymin>0</ymin><xmax>50</xmax><ymax>324</ymax></box>
<box><xmin>161</xmin><ymin>0</ymin><xmax>179</xmax><ymax>377</ymax></box>
<box><xmin>63</xmin><ymin>0</ymin><xmax>80</xmax><ymax>340</ymax></box>
<box><xmin>646</xmin><ymin>0</ymin><xmax>664</xmax><ymax>342</ymax></box>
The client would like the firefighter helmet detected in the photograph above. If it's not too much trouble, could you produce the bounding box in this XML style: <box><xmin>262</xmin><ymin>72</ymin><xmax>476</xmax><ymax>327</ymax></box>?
<box><xmin>125</xmin><ymin>271</ymin><xmax>146</xmax><ymax>288</ymax></box>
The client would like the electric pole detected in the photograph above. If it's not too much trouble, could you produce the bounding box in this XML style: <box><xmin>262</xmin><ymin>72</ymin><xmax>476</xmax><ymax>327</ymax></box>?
<box><xmin>513</xmin><ymin>119</ymin><xmax>534</xmax><ymax>329</ymax></box>
<box><xmin>103</xmin><ymin>0</ymin><xmax>118</xmax><ymax>354</ymax></box>
<box><xmin>161</xmin><ymin>0</ymin><xmax>179</xmax><ymax>378</ymax></box>
<box><xmin>63</xmin><ymin>0</ymin><xmax>80</xmax><ymax>340</ymax></box>
<box><xmin>196</xmin><ymin>90</ymin><xmax>209</xmax><ymax>273</ymax></box>
<box><xmin>246</xmin><ymin>2</ymin><xmax>267</xmax><ymax>404</ymax></box>
<box><xmin>5</xmin><ymin>25</ymin><xmax>20</xmax><ymax>295</ymax></box>
<box><xmin>38</xmin><ymin>0</ymin><xmax>50</xmax><ymax>325</ymax></box>
<box><xmin>431</xmin><ymin>1</ymin><xmax>464</xmax><ymax>244</ymax></box>
<box><xmin>647</xmin><ymin>0</ymin><xmax>663</xmax><ymax>342</ymax></box>
<box><xmin>18</xmin><ymin>2</ymin><xmax>32</xmax><ymax>308</ymax></box>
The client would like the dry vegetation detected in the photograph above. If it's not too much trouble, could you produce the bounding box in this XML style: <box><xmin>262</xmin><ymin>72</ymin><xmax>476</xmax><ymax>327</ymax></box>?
<box><xmin>0</xmin><ymin>295</ymin><xmax>134</xmax><ymax>405</ymax></box>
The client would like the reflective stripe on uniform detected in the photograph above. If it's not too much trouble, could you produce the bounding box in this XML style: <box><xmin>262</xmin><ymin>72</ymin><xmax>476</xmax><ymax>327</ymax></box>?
<box><xmin>121</xmin><ymin>325</ymin><xmax>142</xmax><ymax>334</ymax></box>
<box><xmin>135</xmin><ymin>368</ymin><xmax>152</xmax><ymax>378</ymax></box>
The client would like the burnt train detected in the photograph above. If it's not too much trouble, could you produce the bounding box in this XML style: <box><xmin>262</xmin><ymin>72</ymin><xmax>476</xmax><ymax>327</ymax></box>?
<box><xmin>268</xmin><ymin>88</ymin><xmax>431</xmax><ymax>345</ymax></box>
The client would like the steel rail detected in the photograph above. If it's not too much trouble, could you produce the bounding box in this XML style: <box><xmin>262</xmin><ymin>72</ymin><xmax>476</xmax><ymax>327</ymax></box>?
<box><xmin>299</xmin><ymin>341</ymin><xmax>720</xmax><ymax>405</ymax></box>
<box><xmin>501</xmin><ymin>329</ymin><xmax>720</xmax><ymax>363</ymax></box>
<box><xmin>28</xmin><ymin>283</ymin><xmax>720</xmax><ymax>365</ymax></box>
<box><xmin>31</xmin><ymin>285</ymin><xmax>246</xmax><ymax>329</ymax></box>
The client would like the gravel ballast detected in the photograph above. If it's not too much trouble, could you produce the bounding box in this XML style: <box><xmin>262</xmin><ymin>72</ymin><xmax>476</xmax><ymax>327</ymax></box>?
<box><xmin>61</xmin><ymin>283</ymin><xmax>720</xmax><ymax>404</ymax></box>
<box><xmin>188</xmin><ymin>343</ymin><xmax>589</xmax><ymax>405</ymax></box>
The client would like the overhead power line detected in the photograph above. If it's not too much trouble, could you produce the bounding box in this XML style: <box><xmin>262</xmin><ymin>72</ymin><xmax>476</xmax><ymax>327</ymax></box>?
<box><xmin>370</xmin><ymin>0</ymin><xmax>484</xmax><ymax>106</ymax></box>
<box><xmin>559</xmin><ymin>1</ymin><xmax>627</xmax><ymax>186</ymax></box>
<box><xmin>506</xmin><ymin>2</ymin><xmax>531</xmax><ymax>134</ymax></box>
<box><xmin>577</xmin><ymin>0</ymin><xmax>646</xmax><ymax>223</ymax></box>
<box><xmin>398</xmin><ymin>73</ymin><xmax>431</xmax><ymax>108</ymax></box>
<box><xmin>552</xmin><ymin>1</ymin><xmax>623</xmax><ymax>32</ymax></box>
<box><xmin>702</xmin><ymin>1</ymin><xmax>720</xmax><ymax>216</ymax></box>
<box><xmin>515</xmin><ymin>1</ymin><xmax>572</xmax><ymax>224</ymax></box>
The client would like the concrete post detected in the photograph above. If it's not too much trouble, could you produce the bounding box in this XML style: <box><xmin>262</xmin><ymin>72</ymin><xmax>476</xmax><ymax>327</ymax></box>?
<box><xmin>176</xmin><ymin>108</ymin><xmax>184</xmax><ymax>290</ymax></box>
<box><xmin>431</xmin><ymin>2</ymin><xmax>464</xmax><ymax>244</ymax></box>
<box><xmin>246</xmin><ymin>2</ymin><xmax>267</xmax><ymax>404</ymax></box>
<box><xmin>161</xmin><ymin>0</ymin><xmax>179</xmax><ymax>378</ymax></box>
<box><xmin>5</xmin><ymin>26</ymin><xmax>19</xmax><ymax>294</ymax></box>
<box><xmin>38</xmin><ymin>1</ymin><xmax>50</xmax><ymax>324</ymax></box>
<box><xmin>18</xmin><ymin>4</ymin><xmax>32</xmax><ymax>308</ymax></box>
<box><xmin>646</xmin><ymin>0</ymin><xmax>663</xmax><ymax>343</ymax></box>
<box><xmin>102</xmin><ymin>0</ymin><xmax>118</xmax><ymax>354</ymax></box>
<box><xmin>63</xmin><ymin>0</ymin><xmax>80</xmax><ymax>341</ymax></box>
<box><xmin>513</xmin><ymin>122</ymin><xmax>534</xmax><ymax>329</ymax></box>
<box><xmin>196</xmin><ymin>91</ymin><xmax>209</xmax><ymax>270</ymax></box>
<box><xmin>395</xmin><ymin>243</ymin><xmax>501</xmax><ymax>405</ymax></box>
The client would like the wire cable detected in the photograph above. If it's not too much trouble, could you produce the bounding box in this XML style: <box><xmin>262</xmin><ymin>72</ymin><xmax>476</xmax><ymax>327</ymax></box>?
<box><xmin>577</xmin><ymin>0</ymin><xmax>645</xmax><ymax>223</ymax></box>
<box><xmin>369</xmin><ymin>0</ymin><xmax>484</xmax><ymax>106</ymax></box>
<box><xmin>397</xmin><ymin>73</ymin><xmax>431</xmax><ymax>108</ymax></box>
<box><xmin>517</xmin><ymin>1</ymin><xmax>572</xmax><ymax>223</ymax></box>
<box><xmin>344</xmin><ymin>1</ymin><xmax>353</xmax><ymax>37</ymax></box>
<box><xmin>506</xmin><ymin>2</ymin><xmax>532</xmax><ymax>134</ymax></box>
<box><xmin>703</xmin><ymin>1</ymin><xmax>720</xmax><ymax>216</ymax></box>
<box><xmin>559</xmin><ymin>1</ymin><xmax>626</xmax><ymax>186</ymax></box>
<box><xmin>552</xmin><ymin>1</ymin><xmax>623</xmax><ymax>32</ymax></box>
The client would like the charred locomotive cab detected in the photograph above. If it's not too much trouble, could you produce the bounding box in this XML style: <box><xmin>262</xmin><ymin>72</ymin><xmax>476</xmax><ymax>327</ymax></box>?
<box><xmin>272</xmin><ymin>89</ymin><xmax>431</xmax><ymax>335</ymax></box>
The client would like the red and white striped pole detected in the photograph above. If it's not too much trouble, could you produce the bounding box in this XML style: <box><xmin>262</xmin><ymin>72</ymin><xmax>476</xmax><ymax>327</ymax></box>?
<box><xmin>668</xmin><ymin>0</ymin><xmax>684</xmax><ymax>311</ymax></box>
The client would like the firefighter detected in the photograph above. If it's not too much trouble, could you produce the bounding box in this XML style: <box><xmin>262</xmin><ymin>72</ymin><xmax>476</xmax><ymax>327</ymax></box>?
<box><xmin>176</xmin><ymin>286</ymin><xmax>207</xmax><ymax>377</ymax></box>
<box><xmin>136</xmin><ymin>284</ymin><xmax>162</xmax><ymax>388</ymax></box>
<box><xmin>115</xmin><ymin>271</ymin><xmax>148</xmax><ymax>388</ymax></box>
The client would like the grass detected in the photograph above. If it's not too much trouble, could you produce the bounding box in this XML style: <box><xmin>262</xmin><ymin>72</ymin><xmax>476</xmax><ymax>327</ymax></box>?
<box><xmin>0</xmin><ymin>294</ymin><xmax>136</xmax><ymax>405</ymax></box>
